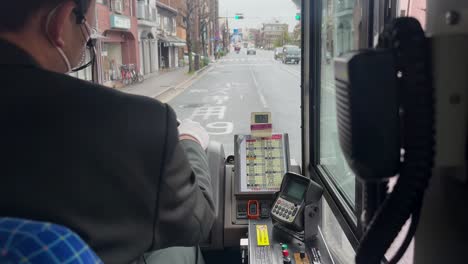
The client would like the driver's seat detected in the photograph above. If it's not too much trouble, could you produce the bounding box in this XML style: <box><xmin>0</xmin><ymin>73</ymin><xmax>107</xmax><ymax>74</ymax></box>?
<box><xmin>0</xmin><ymin>217</ymin><xmax>102</xmax><ymax>264</ymax></box>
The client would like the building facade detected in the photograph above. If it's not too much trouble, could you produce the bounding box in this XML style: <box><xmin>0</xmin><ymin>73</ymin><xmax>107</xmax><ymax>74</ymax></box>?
<box><xmin>136</xmin><ymin>0</ymin><xmax>159</xmax><ymax>76</ymax></box>
<box><xmin>261</xmin><ymin>23</ymin><xmax>288</xmax><ymax>49</ymax></box>
<box><xmin>334</xmin><ymin>0</ymin><xmax>354</xmax><ymax>57</ymax></box>
<box><xmin>399</xmin><ymin>0</ymin><xmax>426</xmax><ymax>28</ymax></box>
<box><xmin>156</xmin><ymin>1</ymin><xmax>185</xmax><ymax>69</ymax></box>
<box><xmin>96</xmin><ymin>0</ymin><xmax>140</xmax><ymax>87</ymax></box>
<box><xmin>171</xmin><ymin>0</ymin><xmax>188</xmax><ymax>67</ymax></box>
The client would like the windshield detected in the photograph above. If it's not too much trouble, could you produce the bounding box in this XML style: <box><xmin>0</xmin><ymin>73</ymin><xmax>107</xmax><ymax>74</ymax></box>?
<box><xmin>110</xmin><ymin>0</ymin><xmax>303</xmax><ymax>162</ymax></box>
<box><xmin>286</xmin><ymin>49</ymin><xmax>300</xmax><ymax>55</ymax></box>
<box><xmin>68</xmin><ymin>0</ymin><xmax>302</xmax><ymax>163</ymax></box>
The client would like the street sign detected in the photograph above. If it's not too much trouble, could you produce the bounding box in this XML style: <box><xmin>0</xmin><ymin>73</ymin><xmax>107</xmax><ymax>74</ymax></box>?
<box><xmin>233</xmin><ymin>28</ymin><xmax>239</xmax><ymax>34</ymax></box>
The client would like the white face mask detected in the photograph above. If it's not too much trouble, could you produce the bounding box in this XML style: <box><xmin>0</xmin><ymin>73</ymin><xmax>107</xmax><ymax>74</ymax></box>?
<box><xmin>45</xmin><ymin>5</ymin><xmax>93</xmax><ymax>73</ymax></box>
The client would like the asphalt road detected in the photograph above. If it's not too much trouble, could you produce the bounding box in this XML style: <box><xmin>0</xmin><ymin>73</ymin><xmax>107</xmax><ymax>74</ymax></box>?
<box><xmin>168</xmin><ymin>49</ymin><xmax>302</xmax><ymax>163</ymax></box>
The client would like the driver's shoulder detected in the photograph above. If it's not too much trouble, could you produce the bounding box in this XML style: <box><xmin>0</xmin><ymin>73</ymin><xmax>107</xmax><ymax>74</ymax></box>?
<box><xmin>31</xmin><ymin>68</ymin><xmax>173</xmax><ymax>134</ymax></box>
<box><xmin>49</xmin><ymin>70</ymin><xmax>169</xmax><ymax>117</ymax></box>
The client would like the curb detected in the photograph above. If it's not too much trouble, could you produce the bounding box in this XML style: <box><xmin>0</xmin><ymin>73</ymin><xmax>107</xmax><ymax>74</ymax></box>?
<box><xmin>152</xmin><ymin>64</ymin><xmax>213</xmax><ymax>99</ymax></box>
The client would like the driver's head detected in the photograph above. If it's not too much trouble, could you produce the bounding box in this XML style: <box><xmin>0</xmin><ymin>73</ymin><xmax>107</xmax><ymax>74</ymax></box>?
<box><xmin>0</xmin><ymin>0</ymin><xmax>96</xmax><ymax>73</ymax></box>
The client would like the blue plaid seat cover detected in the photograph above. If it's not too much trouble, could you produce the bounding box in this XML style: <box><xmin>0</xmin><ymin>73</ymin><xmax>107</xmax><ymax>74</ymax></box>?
<box><xmin>0</xmin><ymin>217</ymin><xmax>102</xmax><ymax>264</ymax></box>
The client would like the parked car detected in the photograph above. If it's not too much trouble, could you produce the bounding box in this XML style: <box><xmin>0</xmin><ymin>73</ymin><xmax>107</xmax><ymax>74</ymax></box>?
<box><xmin>282</xmin><ymin>45</ymin><xmax>301</xmax><ymax>64</ymax></box>
<box><xmin>274</xmin><ymin>47</ymin><xmax>283</xmax><ymax>60</ymax></box>
<box><xmin>247</xmin><ymin>47</ymin><xmax>256</xmax><ymax>55</ymax></box>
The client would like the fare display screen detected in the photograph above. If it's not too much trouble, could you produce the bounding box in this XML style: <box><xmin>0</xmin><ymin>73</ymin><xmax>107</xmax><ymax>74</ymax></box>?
<box><xmin>237</xmin><ymin>134</ymin><xmax>288</xmax><ymax>193</ymax></box>
<box><xmin>286</xmin><ymin>180</ymin><xmax>307</xmax><ymax>202</ymax></box>
<box><xmin>254</xmin><ymin>114</ymin><xmax>269</xmax><ymax>124</ymax></box>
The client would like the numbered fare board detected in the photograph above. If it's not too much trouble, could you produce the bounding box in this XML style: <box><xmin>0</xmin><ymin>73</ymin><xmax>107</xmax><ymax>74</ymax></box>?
<box><xmin>235</xmin><ymin>134</ymin><xmax>290</xmax><ymax>194</ymax></box>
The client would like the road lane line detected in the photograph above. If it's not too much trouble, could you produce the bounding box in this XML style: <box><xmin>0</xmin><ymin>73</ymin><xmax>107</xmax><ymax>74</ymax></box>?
<box><xmin>249</xmin><ymin>66</ymin><xmax>268</xmax><ymax>109</ymax></box>
<box><xmin>280</xmin><ymin>65</ymin><xmax>301</xmax><ymax>78</ymax></box>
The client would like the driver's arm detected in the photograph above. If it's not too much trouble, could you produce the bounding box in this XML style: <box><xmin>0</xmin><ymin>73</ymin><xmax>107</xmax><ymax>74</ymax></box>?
<box><xmin>153</xmin><ymin>105</ymin><xmax>215</xmax><ymax>249</ymax></box>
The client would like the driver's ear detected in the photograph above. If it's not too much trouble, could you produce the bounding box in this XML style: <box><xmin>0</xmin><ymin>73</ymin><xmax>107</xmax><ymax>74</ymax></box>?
<box><xmin>46</xmin><ymin>1</ymin><xmax>77</xmax><ymax>48</ymax></box>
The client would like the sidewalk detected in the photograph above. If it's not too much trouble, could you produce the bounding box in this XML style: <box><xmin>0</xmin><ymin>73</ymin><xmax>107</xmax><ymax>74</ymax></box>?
<box><xmin>119</xmin><ymin>66</ymin><xmax>191</xmax><ymax>98</ymax></box>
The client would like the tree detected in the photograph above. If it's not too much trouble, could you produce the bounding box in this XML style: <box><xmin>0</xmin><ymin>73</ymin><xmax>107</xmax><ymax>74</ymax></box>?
<box><xmin>292</xmin><ymin>23</ymin><xmax>301</xmax><ymax>46</ymax></box>
<box><xmin>198</xmin><ymin>0</ymin><xmax>210</xmax><ymax>57</ymax></box>
<box><xmin>273</xmin><ymin>38</ymin><xmax>282</xmax><ymax>48</ymax></box>
<box><xmin>186</xmin><ymin>0</ymin><xmax>200</xmax><ymax>72</ymax></box>
<box><xmin>274</xmin><ymin>31</ymin><xmax>292</xmax><ymax>47</ymax></box>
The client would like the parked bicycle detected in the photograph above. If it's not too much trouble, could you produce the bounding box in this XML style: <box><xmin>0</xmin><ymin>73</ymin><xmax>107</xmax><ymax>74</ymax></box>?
<box><xmin>120</xmin><ymin>64</ymin><xmax>144</xmax><ymax>85</ymax></box>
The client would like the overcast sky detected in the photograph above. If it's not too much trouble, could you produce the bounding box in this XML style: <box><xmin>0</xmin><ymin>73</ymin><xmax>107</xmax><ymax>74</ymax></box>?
<box><xmin>219</xmin><ymin>0</ymin><xmax>300</xmax><ymax>32</ymax></box>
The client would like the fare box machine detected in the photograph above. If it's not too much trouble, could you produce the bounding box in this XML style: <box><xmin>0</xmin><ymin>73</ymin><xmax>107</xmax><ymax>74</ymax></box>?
<box><xmin>227</xmin><ymin>113</ymin><xmax>290</xmax><ymax>230</ymax></box>
<box><xmin>224</xmin><ymin>113</ymin><xmax>329</xmax><ymax>264</ymax></box>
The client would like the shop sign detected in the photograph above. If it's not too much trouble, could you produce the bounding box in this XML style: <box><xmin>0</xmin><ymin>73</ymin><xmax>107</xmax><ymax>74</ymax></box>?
<box><xmin>110</xmin><ymin>14</ymin><xmax>131</xmax><ymax>30</ymax></box>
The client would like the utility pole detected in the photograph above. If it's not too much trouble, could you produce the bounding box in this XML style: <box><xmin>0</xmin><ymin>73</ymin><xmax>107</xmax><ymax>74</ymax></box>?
<box><xmin>226</xmin><ymin>16</ymin><xmax>229</xmax><ymax>52</ymax></box>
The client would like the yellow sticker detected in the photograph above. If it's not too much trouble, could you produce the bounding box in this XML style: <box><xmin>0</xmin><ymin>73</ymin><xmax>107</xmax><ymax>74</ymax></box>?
<box><xmin>256</xmin><ymin>225</ymin><xmax>270</xmax><ymax>246</ymax></box>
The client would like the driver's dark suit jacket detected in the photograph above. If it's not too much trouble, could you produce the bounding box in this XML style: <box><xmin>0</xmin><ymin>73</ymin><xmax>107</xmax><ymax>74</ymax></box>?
<box><xmin>0</xmin><ymin>39</ymin><xmax>215</xmax><ymax>263</ymax></box>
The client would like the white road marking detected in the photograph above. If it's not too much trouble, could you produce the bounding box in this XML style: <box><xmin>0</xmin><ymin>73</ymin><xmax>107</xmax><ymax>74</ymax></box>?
<box><xmin>155</xmin><ymin>66</ymin><xmax>213</xmax><ymax>103</ymax></box>
<box><xmin>191</xmin><ymin>106</ymin><xmax>226</xmax><ymax>120</ymax></box>
<box><xmin>189</xmin><ymin>89</ymin><xmax>209</xmax><ymax>93</ymax></box>
<box><xmin>212</xmin><ymin>87</ymin><xmax>230</xmax><ymax>95</ymax></box>
<box><xmin>204</xmin><ymin>95</ymin><xmax>229</xmax><ymax>105</ymax></box>
<box><xmin>206</xmin><ymin>122</ymin><xmax>234</xmax><ymax>135</ymax></box>
<box><xmin>249</xmin><ymin>66</ymin><xmax>268</xmax><ymax>108</ymax></box>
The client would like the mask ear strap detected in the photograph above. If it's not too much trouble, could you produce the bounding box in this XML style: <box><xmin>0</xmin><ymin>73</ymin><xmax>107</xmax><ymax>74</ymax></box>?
<box><xmin>45</xmin><ymin>5</ymin><xmax>72</xmax><ymax>72</ymax></box>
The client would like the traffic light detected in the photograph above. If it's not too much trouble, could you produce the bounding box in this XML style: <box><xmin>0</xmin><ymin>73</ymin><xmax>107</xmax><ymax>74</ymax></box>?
<box><xmin>234</xmin><ymin>13</ymin><xmax>244</xmax><ymax>20</ymax></box>
<box><xmin>295</xmin><ymin>13</ymin><xmax>301</xmax><ymax>21</ymax></box>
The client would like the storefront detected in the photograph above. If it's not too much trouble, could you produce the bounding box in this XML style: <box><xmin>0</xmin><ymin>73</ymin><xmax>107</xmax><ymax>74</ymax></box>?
<box><xmin>101</xmin><ymin>41</ymin><xmax>123</xmax><ymax>82</ymax></box>
<box><xmin>158</xmin><ymin>35</ymin><xmax>186</xmax><ymax>69</ymax></box>
<box><xmin>99</xmin><ymin>14</ymin><xmax>139</xmax><ymax>87</ymax></box>
<box><xmin>139</xmin><ymin>31</ymin><xmax>158</xmax><ymax>75</ymax></box>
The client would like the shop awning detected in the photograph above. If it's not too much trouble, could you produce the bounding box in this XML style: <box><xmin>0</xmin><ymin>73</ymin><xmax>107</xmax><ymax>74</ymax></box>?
<box><xmin>158</xmin><ymin>35</ymin><xmax>186</xmax><ymax>47</ymax></box>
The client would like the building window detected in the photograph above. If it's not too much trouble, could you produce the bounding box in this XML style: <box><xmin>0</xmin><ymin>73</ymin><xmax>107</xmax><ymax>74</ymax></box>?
<box><xmin>172</xmin><ymin>17</ymin><xmax>176</xmax><ymax>34</ymax></box>
<box><xmin>111</xmin><ymin>0</ymin><xmax>124</xmax><ymax>13</ymax></box>
<box><xmin>318</xmin><ymin>0</ymin><xmax>357</xmax><ymax>207</ymax></box>
<box><xmin>164</xmin><ymin>16</ymin><xmax>170</xmax><ymax>32</ymax></box>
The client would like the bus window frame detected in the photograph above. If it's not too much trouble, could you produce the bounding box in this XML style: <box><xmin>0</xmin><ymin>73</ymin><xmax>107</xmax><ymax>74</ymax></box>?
<box><xmin>302</xmin><ymin>0</ymin><xmax>391</xmax><ymax>252</ymax></box>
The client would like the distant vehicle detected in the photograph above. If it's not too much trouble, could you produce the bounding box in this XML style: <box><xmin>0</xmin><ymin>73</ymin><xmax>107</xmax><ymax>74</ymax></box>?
<box><xmin>243</xmin><ymin>42</ymin><xmax>249</xmax><ymax>48</ymax></box>
<box><xmin>274</xmin><ymin>47</ymin><xmax>283</xmax><ymax>60</ymax></box>
<box><xmin>247</xmin><ymin>47</ymin><xmax>256</xmax><ymax>55</ymax></box>
<box><xmin>282</xmin><ymin>45</ymin><xmax>301</xmax><ymax>64</ymax></box>
<box><xmin>234</xmin><ymin>45</ymin><xmax>241</xmax><ymax>54</ymax></box>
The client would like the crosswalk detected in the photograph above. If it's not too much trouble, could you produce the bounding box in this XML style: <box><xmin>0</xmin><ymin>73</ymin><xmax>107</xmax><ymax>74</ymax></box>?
<box><xmin>218</xmin><ymin>58</ymin><xmax>274</xmax><ymax>63</ymax></box>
